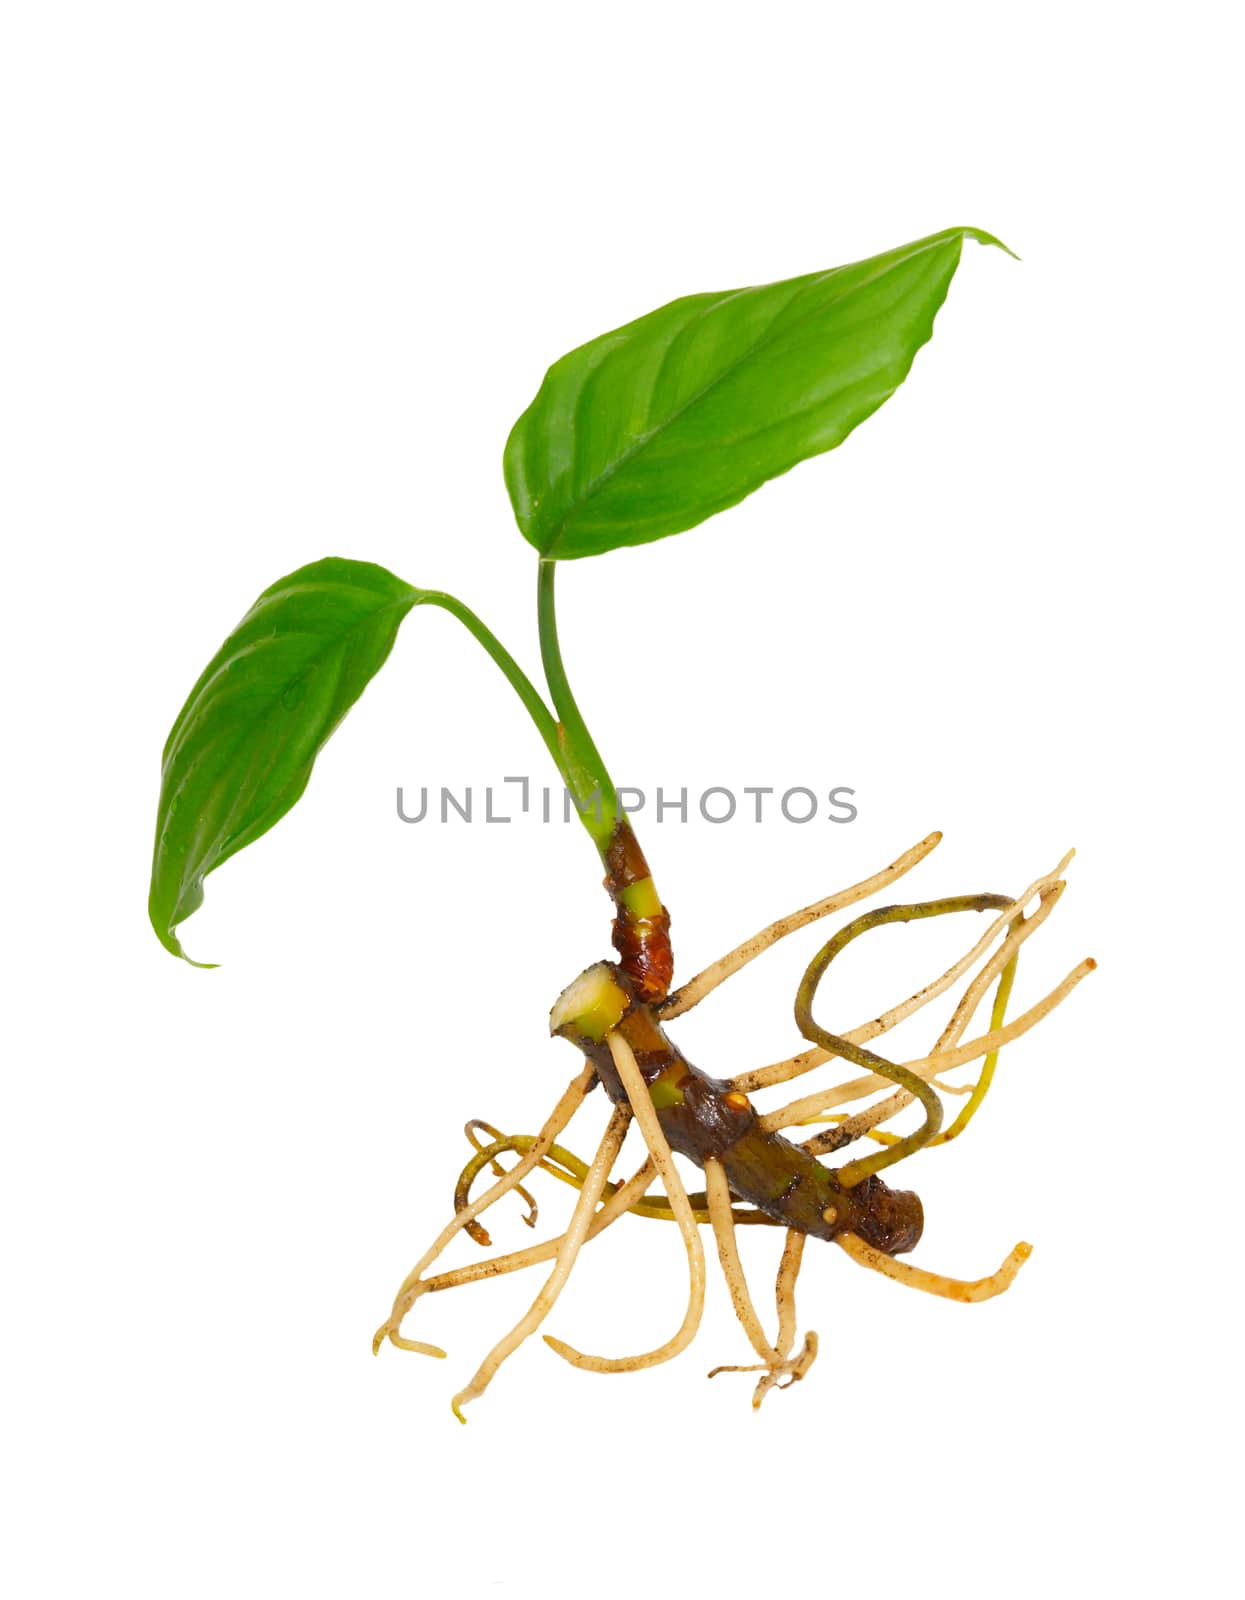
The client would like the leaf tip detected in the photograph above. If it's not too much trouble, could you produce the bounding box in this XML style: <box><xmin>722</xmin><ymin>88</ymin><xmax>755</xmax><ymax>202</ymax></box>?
<box><xmin>153</xmin><ymin>919</ymin><xmax>218</xmax><ymax>969</ymax></box>
<box><xmin>962</xmin><ymin>226</ymin><xmax>1021</xmax><ymax>263</ymax></box>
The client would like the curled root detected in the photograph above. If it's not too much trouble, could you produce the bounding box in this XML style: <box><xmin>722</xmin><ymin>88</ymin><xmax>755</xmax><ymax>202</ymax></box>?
<box><xmin>371</xmin><ymin>1063</ymin><xmax>595</xmax><ymax>1357</ymax></box>
<box><xmin>730</xmin><ymin>848</ymin><xmax>1073</xmax><ymax>1094</ymax></box>
<box><xmin>805</xmin><ymin>881</ymin><xmax>1064</xmax><ymax>1156</ymax></box>
<box><xmin>454</xmin><ymin>1129</ymin><xmax>780</xmax><ymax>1228</ymax></box>
<box><xmin>658</xmin><ymin>831</ymin><xmax>942</xmax><ymax>1020</ymax></box>
<box><xmin>761</xmin><ymin>958</ymin><xmax>1096</xmax><ymax>1136</ymax></box>
<box><xmin>459</xmin><ymin>1120</ymin><xmax>540</xmax><ymax>1246</ymax></box>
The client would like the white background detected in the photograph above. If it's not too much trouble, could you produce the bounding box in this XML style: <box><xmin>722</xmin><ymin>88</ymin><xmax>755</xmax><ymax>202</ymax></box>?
<box><xmin>3</xmin><ymin>4</ymin><xmax>1240</xmax><ymax>1596</ymax></box>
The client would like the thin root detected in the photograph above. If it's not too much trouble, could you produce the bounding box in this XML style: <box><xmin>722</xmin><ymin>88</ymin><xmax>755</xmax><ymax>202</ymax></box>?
<box><xmin>543</xmin><ymin>1030</ymin><xmax>706</xmax><ymax>1374</ymax></box>
<box><xmin>416</xmin><ymin>1158</ymin><xmax>658</xmax><ymax>1300</ymax></box>
<box><xmin>803</xmin><ymin>882</ymin><xmax>1064</xmax><ymax>1156</ymax></box>
<box><xmin>450</xmin><ymin>1106</ymin><xmax>631</xmax><ymax>1421</ymax></box>
<box><xmin>460</xmin><ymin>1120</ymin><xmax>540</xmax><ymax>1245</ymax></box>
<box><xmin>704</xmin><ymin>1171</ymin><xmax>817</xmax><ymax>1407</ymax></box>
<box><xmin>836</xmin><ymin>1230</ymin><xmax>1032</xmax><ymax>1302</ymax></box>
<box><xmin>708</xmin><ymin>1333</ymin><xmax>820</xmax><ymax>1407</ymax></box>
<box><xmin>761</xmin><ymin>958</ymin><xmax>1096</xmax><ymax>1133</ymax></box>
<box><xmin>774</xmin><ymin>1229</ymin><xmax>806</xmax><ymax>1360</ymax></box>
<box><xmin>456</xmin><ymin>1128</ymin><xmax>780</xmax><ymax>1228</ymax></box>
<box><xmin>372</xmin><ymin>1063</ymin><xmax>594</xmax><ymax>1356</ymax></box>
<box><xmin>704</xmin><ymin>1158</ymin><xmax>780</xmax><ymax>1365</ymax></box>
<box><xmin>658</xmin><ymin>831</ymin><xmax>942</xmax><ymax>1020</ymax></box>
<box><xmin>730</xmin><ymin>849</ymin><xmax>1073</xmax><ymax>1094</ymax></box>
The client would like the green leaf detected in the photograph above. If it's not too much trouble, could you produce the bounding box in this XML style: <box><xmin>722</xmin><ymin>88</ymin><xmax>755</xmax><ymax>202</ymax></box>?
<box><xmin>504</xmin><ymin>227</ymin><xmax>1013</xmax><ymax>560</ymax></box>
<box><xmin>149</xmin><ymin>557</ymin><xmax>421</xmax><ymax>963</ymax></box>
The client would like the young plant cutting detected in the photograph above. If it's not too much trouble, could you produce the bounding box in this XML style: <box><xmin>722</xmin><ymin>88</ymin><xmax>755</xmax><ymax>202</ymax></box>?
<box><xmin>149</xmin><ymin>226</ymin><xmax>1094</xmax><ymax>1416</ymax></box>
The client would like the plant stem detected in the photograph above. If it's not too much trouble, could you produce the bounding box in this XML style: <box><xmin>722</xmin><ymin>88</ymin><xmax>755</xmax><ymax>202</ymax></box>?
<box><xmin>536</xmin><ymin>558</ymin><xmax>618</xmax><ymax>850</ymax></box>
<box><xmin>536</xmin><ymin>558</ymin><xmax>673</xmax><ymax>999</ymax></box>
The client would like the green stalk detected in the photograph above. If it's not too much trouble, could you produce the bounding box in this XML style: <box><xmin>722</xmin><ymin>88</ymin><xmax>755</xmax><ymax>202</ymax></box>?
<box><xmin>536</xmin><ymin>558</ymin><xmax>618</xmax><ymax>851</ymax></box>
<box><xmin>414</xmin><ymin>590</ymin><xmax>566</xmax><ymax>780</ymax></box>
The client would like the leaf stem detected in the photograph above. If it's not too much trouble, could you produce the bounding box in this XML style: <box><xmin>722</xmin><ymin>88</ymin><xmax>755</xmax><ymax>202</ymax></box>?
<box><xmin>536</xmin><ymin>559</ymin><xmax>618</xmax><ymax>850</ymax></box>
<box><xmin>414</xmin><ymin>591</ymin><xmax>565</xmax><ymax>778</ymax></box>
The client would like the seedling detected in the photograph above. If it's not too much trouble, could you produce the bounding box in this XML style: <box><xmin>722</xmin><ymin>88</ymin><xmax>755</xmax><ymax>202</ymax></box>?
<box><xmin>150</xmin><ymin>227</ymin><xmax>1094</xmax><ymax>1416</ymax></box>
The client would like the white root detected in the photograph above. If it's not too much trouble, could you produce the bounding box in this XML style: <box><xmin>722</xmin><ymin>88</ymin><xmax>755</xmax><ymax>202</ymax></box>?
<box><xmin>730</xmin><ymin>849</ymin><xmax>1074</xmax><ymax>1094</ymax></box>
<box><xmin>822</xmin><ymin>881</ymin><xmax>1066</xmax><ymax>1146</ymax></box>
<box><xmin>658</xmin><ymin>831</ymin><xmax>943</xmax><ymax>1020</ymax></box>
<box><xmin>837</xmin><ymin>1230</ymin><xmax>1033</xmax><ymax>1302</ymax></box>
<box><xmin>450</xmin><ymin>1106</ymin><xmax>630</xmax><ymax>1421</ymax></box>
<box><xmin>759</xmin><ymin>958</ymin><xmax>1096</xmax><ymax>1133</ymax></box>
<box><xmin>704</xmin><ymin>1158</ymin><xmax>780</xmax><ymax>1365</ymax></box>
<box><xmin>543</xmin><ymin>1030</ymin><xmax>706</xmax><ymax>1374</ymax></box>
<box><xmin>373</xmin><ymin>1063</ymin><xmax>594</xmax><ymax>1356</ymax></box>
<box><xmin>703</xmin><ymin>1163</ymin><xmax>820</xmax><ymax>1407</ymax></box>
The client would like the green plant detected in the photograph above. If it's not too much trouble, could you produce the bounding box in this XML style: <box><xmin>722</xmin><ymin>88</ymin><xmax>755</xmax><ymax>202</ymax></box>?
<box><xmin>150</xmin><ymin>226</ymin><xmax>1093</xmax><ymax>1416</ymax></box>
